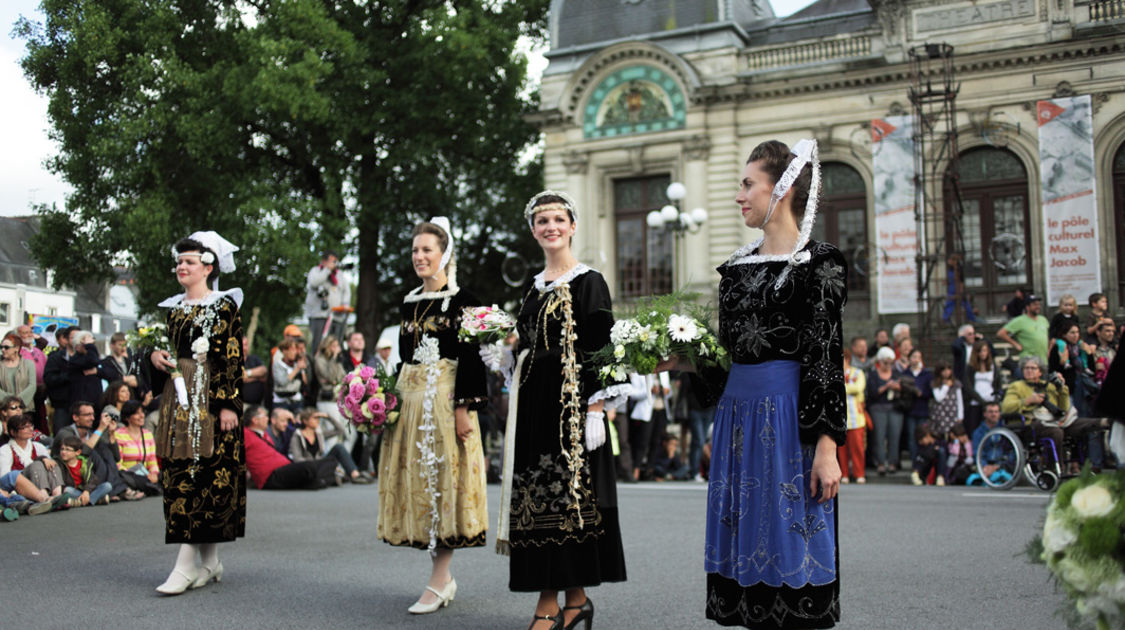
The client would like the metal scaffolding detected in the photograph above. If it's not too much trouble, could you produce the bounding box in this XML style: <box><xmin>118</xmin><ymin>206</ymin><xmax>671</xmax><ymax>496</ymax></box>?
<box><xmin>909</xmin><ymin>43</ymin><xmax>969</xmax><ymax>352</ymax></box>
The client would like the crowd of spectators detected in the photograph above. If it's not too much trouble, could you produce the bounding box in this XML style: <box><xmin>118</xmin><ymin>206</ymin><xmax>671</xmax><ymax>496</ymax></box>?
<box><xmin>2</xmin><ymin>280</ymin><xmax>1122</xmax><ymax>521</ymax></box>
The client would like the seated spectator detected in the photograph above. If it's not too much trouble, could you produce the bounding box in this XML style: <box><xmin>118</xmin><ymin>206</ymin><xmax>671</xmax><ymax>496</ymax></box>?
<box><xmin>971</xmin><ymin>402</ymin><xmax>1003</xmax><ymax>454</ymax></box>
<box><xmin>267</xmin><ymin>407</ymin><xmax>296</xmax><ymax>455</ymax></box>
<box><xmin>0</xmin><ymin>332</ymin><xmax>36</xmax><ymax>412</ymax></box>
<box><xmin>114</xmin><ymin>400</ymin><xmax>161</xmax><ymax>496</ymax></box>
<box><xmin>944</xmin><ymin>423</ymin><xmax>973</xmax><ymax>485</ymax></box>
<box><xmin>271</xmin><ymin>338</ymin><xmax>306</xmax><ymax>413</ymax></box>
<box><xmin>650</xmin><ymin>433</ymin><xmax>691</xmax><ymax>481</ymax></box>
<box><xmin>6</xmin><ymin>415</ymin><xmax>70</xmax><ymax>504</ymax></box>
<box><xmin>66</xmin><ymin>330</ymin><xmax>103</xmax><ymax>409</ymax></box>
<box><xmin>1</xmin><ymin>414</ymin><xmax>54</xmax><ymax>476</ymax></box>
<box><xmin>288</xmin><ymin>409</ymin><xmax>372</xmax><ymax>484</ymax></box>
<box><xmin>242</xmin><ymin>406</ymin><xmax>338</xmax><ymax>490</ymax></box>
<box><xmin>56</xmin><ymin>436</ymin><xmax>115</xmax><ymax>506</ymax></box>
<box><xmin>53</xmin><ymin>401</ymin><xmax>131</xmax><ymax>499</ymax></box>
<box><xmin>969</xmin><ymin>403</ymin><xmax>1010</xmax><ymax>486</ymax></box>
<box><xmin>911</xmin><ymin>424</ymin><xmax>942</xmax><ymax>486</ymax></box>
<box><xmin>1001</xmin><ymin>356</ymin><xmax>1102</xmax><ymax>471</ymax></box>
<box><xmin>0</xmin><ymin>465</ymin><xmax>71</xmax><ymax>517</ymax></box>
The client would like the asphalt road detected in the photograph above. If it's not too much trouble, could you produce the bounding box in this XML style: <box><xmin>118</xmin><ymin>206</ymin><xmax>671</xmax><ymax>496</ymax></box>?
<box><xmin>4</xmin><ymin>480</ymin><xmax>1066</xmax><ymax>629</ymax></box>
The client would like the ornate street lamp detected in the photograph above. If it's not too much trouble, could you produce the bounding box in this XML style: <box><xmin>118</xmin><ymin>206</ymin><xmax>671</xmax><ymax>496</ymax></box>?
<box><xmin>646</xmin><ymin>181</ymin><xmax>708</xmax><ymax>233</ymax></box>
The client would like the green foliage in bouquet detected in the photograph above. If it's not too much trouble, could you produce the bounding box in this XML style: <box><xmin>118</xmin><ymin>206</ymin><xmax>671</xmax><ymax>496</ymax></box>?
<box><xmin>590</xmin><ymin>291</ymin><xmax>730</xmax><ymax>385</ymax></box>
<box><xmin>125</xmin><ymin>324</ymin><xmax>173</xmax><ymax>354</ymax></box>
<box><xmin>1028</xmin><ymin>468</ymin><xmax>1125</xmax><ymax>630</ymax></box>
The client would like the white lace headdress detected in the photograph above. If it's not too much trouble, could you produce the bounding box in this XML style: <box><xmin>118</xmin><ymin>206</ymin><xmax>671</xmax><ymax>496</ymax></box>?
<box><xmin>172</xmin><ymin>230</ymin><xmax>239</xmax><ymax>290</ymax></box>
<box><xmin>729</xmin><ymin>138</ymin><xmax>822</xmax><ymax>268</ymax></box>
<box><xmin>428</xmin><ymin>216</ymin><xmax>458</xmax><ymax>293</ymax></box>
<box><xmin>524</xmin><ymin>190</ymin><xmax>577</xmax><ymax>229</ymax></box>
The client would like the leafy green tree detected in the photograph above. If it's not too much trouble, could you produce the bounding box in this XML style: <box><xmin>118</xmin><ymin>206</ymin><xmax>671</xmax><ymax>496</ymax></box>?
<box><xmin>17</xmin><ymin>0</ymin><xmax>546</xmax><ymax>348</ymax></box>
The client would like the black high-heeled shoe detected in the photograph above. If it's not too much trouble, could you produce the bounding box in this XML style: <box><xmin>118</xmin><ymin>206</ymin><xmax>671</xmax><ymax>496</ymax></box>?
<box><xmin>527</xmin><ymin>610</ymin><xmax>563</xmax><ymax>630</ymax></box>
<box><xmin>563</xmin><ymin>598</ymin><xmax>594</xmax><ymax>630</ymax></box>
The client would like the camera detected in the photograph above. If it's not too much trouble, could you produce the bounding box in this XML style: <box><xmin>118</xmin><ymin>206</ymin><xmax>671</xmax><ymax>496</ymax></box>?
<box><xmin>337</xmin><ymin>262</ymin><xmax>355</xmax><ymax>271</ymax></box>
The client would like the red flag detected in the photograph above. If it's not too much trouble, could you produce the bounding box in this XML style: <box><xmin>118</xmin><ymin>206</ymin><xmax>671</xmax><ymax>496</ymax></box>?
<box><xmin>871</xmin><ymin>119</ymin><xmax>897</xmax><ymax>143</ymax></box>
<box><xmin>1037</xmin><ymin>100</ymin><xmax>1066</xmax><ymax>127</ymax></box>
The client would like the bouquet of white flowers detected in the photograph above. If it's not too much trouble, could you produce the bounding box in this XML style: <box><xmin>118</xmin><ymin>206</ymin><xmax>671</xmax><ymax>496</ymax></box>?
<box><xmin>1030</xmin><ymin>469</ymin><xmax>1125</xmax><ymax>629</ymax></box>
<box><xmin>590</xmin><ymin>293</ymin><xmax>728</xmax><ymax>385</ymax></box>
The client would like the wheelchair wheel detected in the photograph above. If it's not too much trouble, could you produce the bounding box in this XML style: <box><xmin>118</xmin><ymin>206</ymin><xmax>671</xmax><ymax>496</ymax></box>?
<box><xmin>1030</xmin><ymin>469</ymin><xmax>1059</xmax><ymax>492</ymax></box>
<box><xmin>975</xmin><ymin>427</ymin><xmax>1025</xmax><ymax>490</ymax></box>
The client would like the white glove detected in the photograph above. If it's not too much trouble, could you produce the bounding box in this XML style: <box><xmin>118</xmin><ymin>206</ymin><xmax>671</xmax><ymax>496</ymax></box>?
<box><xmin>174</xmin><ymin>375</ymin><xmax>189</xmax><ymax>408</ymax></box>
<box><xmin>479</xmin><ymin>342</ymin><xmax>515</xmax><ymax>387</ymax></box>
<box><xmin>585</xmin><ymin>411</ymin><xmax>606</xmax><ymax>451</ymax></box>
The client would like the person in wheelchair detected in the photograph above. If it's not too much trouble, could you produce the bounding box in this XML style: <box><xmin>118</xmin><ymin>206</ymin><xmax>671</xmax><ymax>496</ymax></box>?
<box><xmin>1000</xmin><ymin>356</ymin><xmax>1101</xmax><ymax>472</ymax></box>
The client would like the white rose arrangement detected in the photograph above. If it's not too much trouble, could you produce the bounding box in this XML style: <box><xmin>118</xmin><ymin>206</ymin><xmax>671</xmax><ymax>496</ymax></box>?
<box><xmin>1031</xmin><ymin>471</ymin><xmax>1125</xmax><ymax>630</ymax></box>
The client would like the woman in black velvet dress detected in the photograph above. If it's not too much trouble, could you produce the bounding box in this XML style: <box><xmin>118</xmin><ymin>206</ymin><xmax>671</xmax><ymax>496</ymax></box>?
<box><xmin>698</xmin><ymin>140</ymin><xmax>846</xmax><ymax>629</ymax></box>
<box><xmin>498</xmin><ymin>192</ymin><xmax>628</xmax><ymax>630</ymax></box>
<box><xmin>148</xmin><ymin>231</ymin><xmax>245</xmax><ymax>595</ymax></box>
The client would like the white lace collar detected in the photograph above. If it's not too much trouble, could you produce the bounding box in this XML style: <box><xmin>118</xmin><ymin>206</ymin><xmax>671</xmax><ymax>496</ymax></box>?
<box><xmin>403</xmin><ymin>284</ymin><xmax>459</xmax><ymax>312</ymax></box>
<box><xmin>158</xmin><ymin>288</ymin><xmax>244</xmax><ymax>309</ymax></box>
<box><xmin>534</xmin><ymin>263</ymin><xmax>592</xmax><ymax>292</ymax></box>
<box><xmin>725</xmin><ymin>239</ymin><xmax>814</xmax><ymax>267</ymax></box>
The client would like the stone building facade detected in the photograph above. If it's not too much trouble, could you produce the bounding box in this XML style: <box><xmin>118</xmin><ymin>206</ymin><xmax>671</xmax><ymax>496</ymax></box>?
<box><xmin>534</xmin><ymin>0</ymin><xmax>1125</xmax><ymax>334</ymax></box>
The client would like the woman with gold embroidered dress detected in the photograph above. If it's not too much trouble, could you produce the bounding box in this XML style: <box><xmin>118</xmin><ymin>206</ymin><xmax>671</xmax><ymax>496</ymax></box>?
<box><xmin>694</xmin><ymin>140</ymin><xmax>846</xmax><ymax>629</ymax></box>
<box><xmin>377</xmin><ymin>218</ymin><xmax>489</xmax><ymax>615</ymax></box>
<box><xmin>497</xmin><ymin>192</ymin><xmax>628</xmax><ymax>630</ymax></box>
<box><xmin>147</xmin><ymin>231</ymin><xmax>245</xmax><ymax>595</ymax></box>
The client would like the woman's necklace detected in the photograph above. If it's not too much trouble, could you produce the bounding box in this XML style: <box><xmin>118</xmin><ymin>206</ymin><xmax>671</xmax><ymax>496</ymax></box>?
<box><xmin>410</xmin><ymin>299</ymin><xmax>436</xmax><ymax>347</ymax></box>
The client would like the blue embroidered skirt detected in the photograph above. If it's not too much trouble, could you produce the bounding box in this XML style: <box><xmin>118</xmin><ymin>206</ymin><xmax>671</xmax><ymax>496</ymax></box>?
<box><xmin>705</xmin><ymin>361</ymin><xmax>839</xmax><ymax>629</ymax></box>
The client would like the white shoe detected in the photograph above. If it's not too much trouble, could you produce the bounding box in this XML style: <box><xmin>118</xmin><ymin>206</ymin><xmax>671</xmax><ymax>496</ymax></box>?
<box><xmin>156</xmin><ymin>568</ymin><xmax>199</xmax><ymax>595</ymax></box>
<box><xmin>191</xmin><ymin>562</ymin><xmax>223</xmax><ymax>589</ymax></box>
<box><xmin>407</xmin><ymin>578</ymin><xmax>456</xmax><ymax>614</ymax></box>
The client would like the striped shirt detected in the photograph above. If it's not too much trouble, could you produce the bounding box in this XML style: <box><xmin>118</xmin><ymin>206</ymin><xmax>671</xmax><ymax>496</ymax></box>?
<box><xmin>114</xmin><ymin>427</ymin><xmax>159</xmax><ymax>475</ymax></box>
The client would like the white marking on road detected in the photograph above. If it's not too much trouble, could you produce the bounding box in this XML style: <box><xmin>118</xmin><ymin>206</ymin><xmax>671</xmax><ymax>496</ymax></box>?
<box><xmin>961</xmin><ymin>492</ymin><xmax>1049</xmax><ymax>499</ymax></box>
<box><xmin>621</xmin><ymin>483</ymin><xmax>709</xmax><ymax>491</ymax></box>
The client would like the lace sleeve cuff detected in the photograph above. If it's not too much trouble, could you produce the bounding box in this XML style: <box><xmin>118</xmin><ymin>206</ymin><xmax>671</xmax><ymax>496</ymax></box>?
<box><xmin>587</xmin><ymin>383</ymin><xmax>633</xmax><ymax>409</ymax></box>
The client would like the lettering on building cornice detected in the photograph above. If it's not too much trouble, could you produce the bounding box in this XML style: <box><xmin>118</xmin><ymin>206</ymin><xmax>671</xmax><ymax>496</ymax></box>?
<box><xmin>914</xmin><ymin>0</ymin><xmax>1036</xmax><ymax>33</ymax></box>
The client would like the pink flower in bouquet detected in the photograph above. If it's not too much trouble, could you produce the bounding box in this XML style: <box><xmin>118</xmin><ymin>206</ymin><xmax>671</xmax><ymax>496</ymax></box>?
<box><xmin>365</xmin><ymin>378</ymin><xmax>381</xmax><ymax>397</ymax></box>
<box><xmin>363</xmin><ymin>396</ymin><xmax>386</xmax><ymax>420</ymax></box>
<box><xmin>348</xmin><ymin>380</ymin><xmax>366</xmax><ymax>401</ymax></box>
<box><xmin>358</xmin><ymin>365</ymin><xmax>376</xmax><ymax>381</ymax></box>
<box><xmin>385</xmin><ymin>393</ymin><xmax>397</xmax><ymax>410</ymax></box>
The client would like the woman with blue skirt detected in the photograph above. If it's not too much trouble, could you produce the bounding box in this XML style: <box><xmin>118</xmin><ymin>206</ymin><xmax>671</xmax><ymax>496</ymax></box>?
<box><xmin>696</xmin><ymin>139</ymin><xmax>847</xmax><ymax>629</ymax></box>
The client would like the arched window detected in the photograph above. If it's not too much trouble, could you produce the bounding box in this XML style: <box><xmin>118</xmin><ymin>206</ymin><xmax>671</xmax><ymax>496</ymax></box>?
<box><xmin>811</xmin><ymin>162</ymin><xmax>869</xmax><ymax>316</ymax></box>
<box><xmin>1114</xmin><ymin>143</ymin><xmax>1125</xmax><ymax>306</ymax></box>
<box><xmin>945</xmin><ymin>147</ymin><xmax>1031</xmax><ymax>316</ymax></box>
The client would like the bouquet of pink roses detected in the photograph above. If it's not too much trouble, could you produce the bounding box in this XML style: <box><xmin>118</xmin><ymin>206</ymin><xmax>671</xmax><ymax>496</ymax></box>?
<box><xmin>459</xmin><ymin>305</ymin><xmax>516</xmax><ymax>345</ymax></box>
<box><xmin>336</xmin><ymin>364</ymin><xmax>399</xmax><ymax>435</ymax></box>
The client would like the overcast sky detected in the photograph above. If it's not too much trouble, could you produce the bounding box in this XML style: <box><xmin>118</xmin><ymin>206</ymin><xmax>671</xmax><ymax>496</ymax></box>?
<box><xmin>0</xmin><ymin>0</ymin><xmax>816</xmax><ymax>218</ymax></box>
